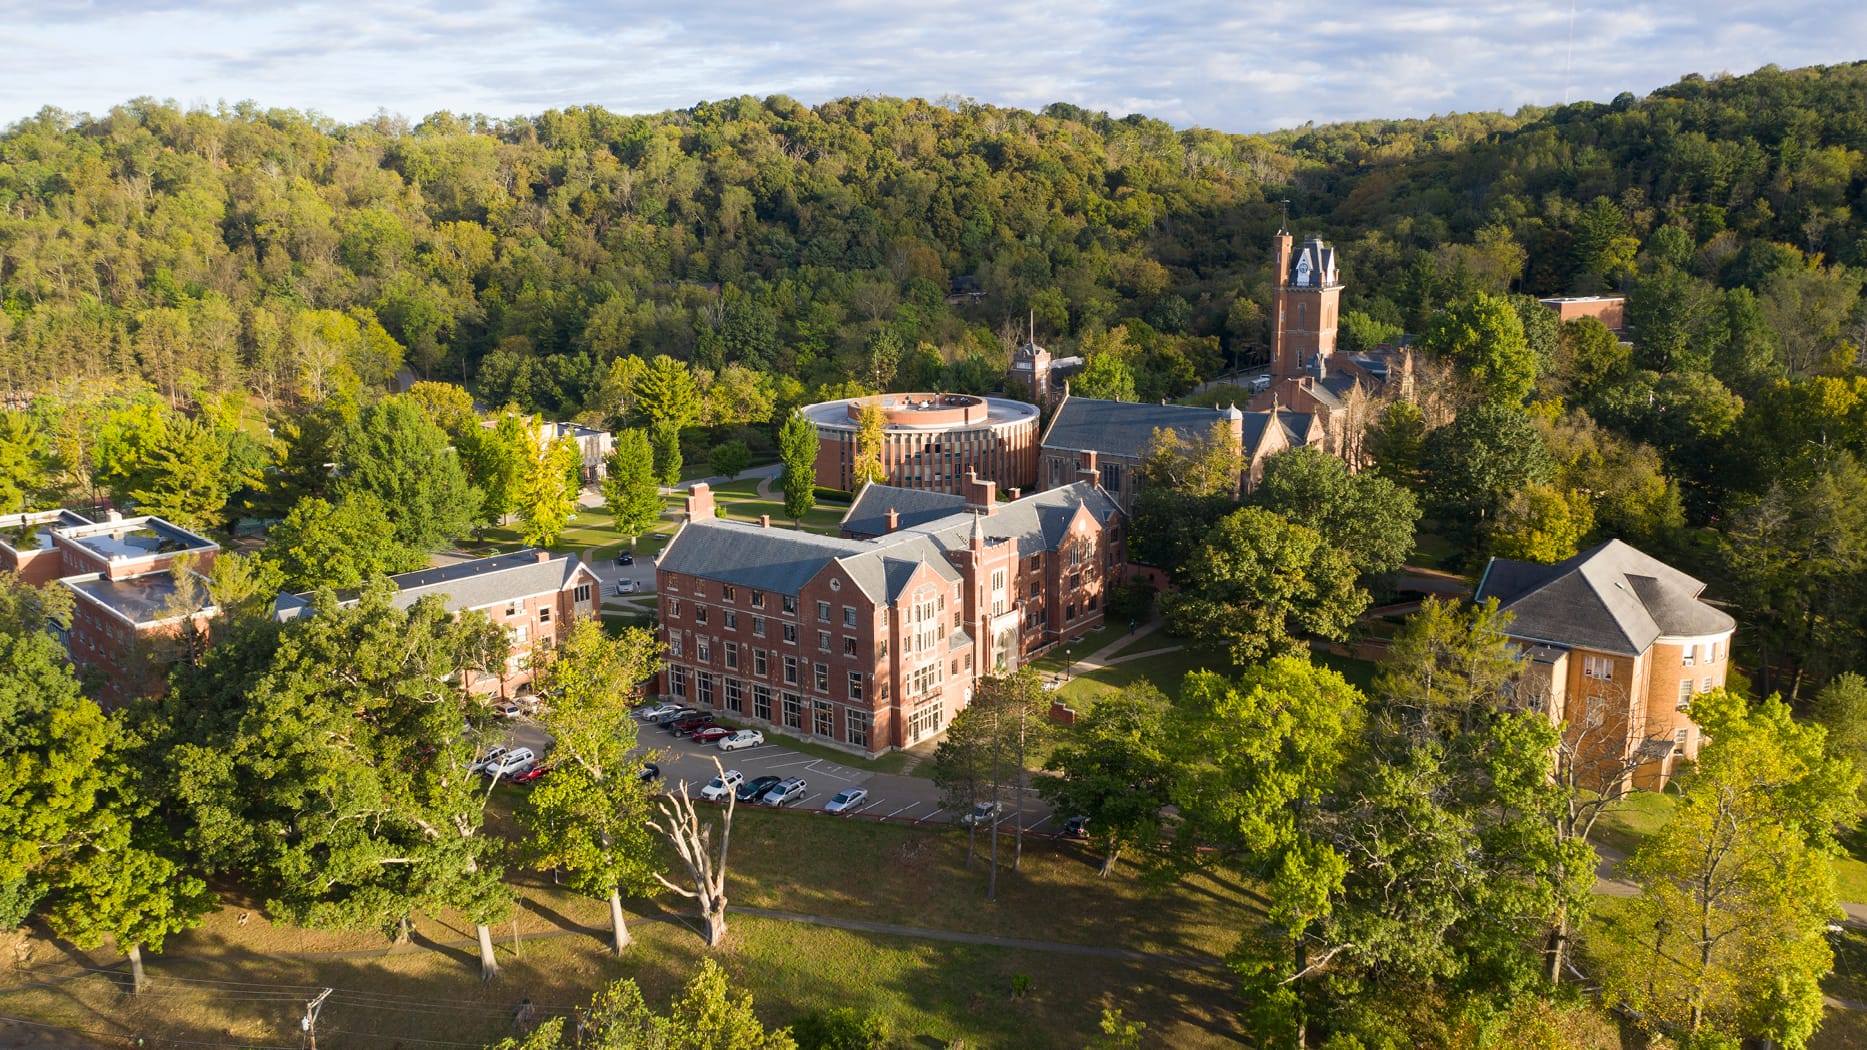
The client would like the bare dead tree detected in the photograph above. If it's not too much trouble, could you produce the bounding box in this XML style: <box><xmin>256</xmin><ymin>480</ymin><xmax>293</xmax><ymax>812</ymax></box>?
<box><xmin>646</xmin><ymin>757</ymin><xmax>735</xmax><ymax>948</ymax></box>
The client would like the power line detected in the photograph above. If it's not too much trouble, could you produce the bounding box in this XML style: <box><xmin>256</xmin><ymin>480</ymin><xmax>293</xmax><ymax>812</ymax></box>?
<box><xmin>0</xmin><ymin>1010</ymin><xmax>299</xmax><ymax>1050</ymax></box>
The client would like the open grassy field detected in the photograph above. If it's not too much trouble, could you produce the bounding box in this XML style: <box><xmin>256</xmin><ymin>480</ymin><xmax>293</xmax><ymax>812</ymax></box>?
<box><xmin>0</xmin><ymin>812</ymin><xmax>1253</xmax><ymax>1049</ymax></box>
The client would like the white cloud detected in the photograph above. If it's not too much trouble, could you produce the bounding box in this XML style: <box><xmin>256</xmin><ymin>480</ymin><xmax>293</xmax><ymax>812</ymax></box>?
<box><xmin>1</xmin><ymin>0</ymin><xmax>1862</xmax><ymax>132</ymax></box>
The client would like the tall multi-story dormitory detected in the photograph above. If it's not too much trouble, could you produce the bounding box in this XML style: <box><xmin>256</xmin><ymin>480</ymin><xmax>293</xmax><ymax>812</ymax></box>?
<box><xmin>655</xmin><ymin>467</ymin><xmax>1124</xmax><ymax>756</ymax></box>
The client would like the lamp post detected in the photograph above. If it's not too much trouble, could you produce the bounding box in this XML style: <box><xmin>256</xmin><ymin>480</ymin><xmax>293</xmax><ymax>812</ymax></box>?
<box><xmin>1063</xmin><ymin>647</ymin><xmax>1073</xmax><ymax>682</ymax></box>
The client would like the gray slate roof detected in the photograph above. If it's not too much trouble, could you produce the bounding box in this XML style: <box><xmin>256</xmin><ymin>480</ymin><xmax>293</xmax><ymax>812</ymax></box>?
<box><xmin>1278</xmin><ymin>411</ymin><xmax>1317</xmax><ymax>450</ymax></box>
<box><xmin>275</xmin><ymin>549</ymin><xmax>593</xmax><ymax>621</ymax></box>
<box><xmin>1475</xmin><ymin>539</ymin><xmax>1735</xmax><ymax>655</ymax></box>
<box><xmin>841</xmin><ymin>484</ymin><xmax>966</xmax><ymax>538</ymax></box>
<box><xmin>905</xmin><ymin>482</ymin><xmax>1121</xmax><ymax>560</ymax></box>
<box><xmin>1240</xmin><ymin>411</ymin><xmax>1278</xmax><ymax>458</ymax></box>
<box><xmin>1042</xmin><ymin>396</ymin><xmax>1240</xmax><ymax>461</ymax></box>
<box><xmin>661</xmin><ymin>482</ymin><xmax>1119</xmax><ymax>603</ymax></box>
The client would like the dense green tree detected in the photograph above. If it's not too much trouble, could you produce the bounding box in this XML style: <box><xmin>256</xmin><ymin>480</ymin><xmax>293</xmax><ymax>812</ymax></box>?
<box><xmin>1488</xmin><ymin>483</ymin><xmax>1595</xmax><ymax>564</ymax></box>
<box><xmin>652</xmin><ymin>424</ymin><xmax>684</xmax><ymax>489</ymax></box>
<box><xmin>777</xmin><ymin>412</ymin><xmax>818</xmax><ymax>522</ymax></box>
<box><xmin>1593</xmin><ymin>690</ymin><xmax>1858</xmax><ymax>1049</ymax></box>
<box><xmin>517</xmin><ymin>434</ymin><xmax>582</xmax><ymax>547</ymax></box>
<box><xmin>126</xmin><ymin>416</ymin><xmax>242</xmax><ymax>532</ymax></box>
<box><xmin>1813</xmin><ymin>673</ymin><xmax>1867</xmax><ymax>809</ymax></box>
<box><xmin>603</xmin><ymin>428</ymin><xmax>663</xmax><ymax>540</ymax></box>
<box><xmin>1170</xmin><ymin>657</ymin><xmax>1365</xmax><ymax>1047</ymax></box>
<box><xmin>707</xmin><ymin>439</ymin><xmax>752</xmax><ymax>480</ymax></box>
<box><xmin>460</xmin><ymin>410</ymin><xmax>531</xmax><ymax>526</ymax></box>
<box><xmin>1626</xmin><ymin>265</ymin><xmax>1717</xmax><ymax>373</ymax></box>
<box><xmin>1037</xmin><ymin>683</ymin><xmax>1173</xmax><ymax>877</ymax></box>
<box><xmin>1550</xmin><ymin>317</ymin><xmax>1630</xmax><ymax>400</ymax></box>
<box><xmin>1536</xmin><ymin>409</ymin><xmax>1684</xmax><ymax>550</ymax></box>
<box><xmin>523</xmin><ymin>620</ymin><xmax>663</xmax><ymax>954</ymax></box>
<box><xmin>1073</xmin><ymin>351</ymin><xmax>1138</xmax><ymax>402</ymax></box>
<box><xmin>490</xmin><ymin>959</ymin><xmax>796</xmax><ymax>1050</ymax></box>
<box><xmin>1130</xmin><ymin>422</ymin><xmax>1245</xmax><ymax>571</ymax></box>
<box><xmin>636</xmin><ymin>355</ymin><xmax>702</xmax><ymax>433</ymax></box>
<box><xmin>263</xmin><ymin>494</ymin><xmax>421</xmax><ymax>591</ymax></box>
<box><xmin>1419</xmin><ymin>293</ymin><xmax>1537</xmax><ymax>406</ymax></box>
<box><xmin>1162</xmin><ymin>508</ymin><xmax>1367</xmax><ymax>663</ymax></box>
<box><xmin>1253</xmin><ymin>445</ymin><xmax>1420</xmax><ymax>579</ymax></box>
<box><xmin>1365</xmin><ymin>399</ymin><xmax>1426</xmax><ymax>489</ymax></box>
<box><xmin>337</xmin><ymin>397</ymin><xmax>480</xmax><ymax>552</ymax></box>
<box><xmin>1421</xmin><ymin>402</ymin><xmax>1556</xmax><ymax>540</ymax></box>
<box><xmin>0</xmin><ymin>411</ymin><xmax>49</xmax><ymax>513</ymax></box>
<box><xmin>1724</xmin><ymin>453</ymin><xmax>1867</xmax><ymax>697</ymax></box>
<box><xmin>160</xmin><ymin>585</ymin><xmax>513</xmax><ymax>978</ymax></box>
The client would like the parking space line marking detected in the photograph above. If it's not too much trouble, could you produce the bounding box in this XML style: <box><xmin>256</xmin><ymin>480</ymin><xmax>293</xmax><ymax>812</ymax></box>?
<box><xmin>1026</xmin><ymin>814</ymin><xmax>1054</xmax><ymax>832</ymax></box>
<box><xmin>765</xmin><ymin>757</ymin><xmax>816</xmax><ymax>769</ymax></box>
<box><xmin>804</xmin><ymin>761</ymin><xmax>859</xmax><ymax>782</ymax></box>
<box><xmin>849</xmin><ymin>798</ymin><xmax>882</xmax><ymax>815</ymax></box>
<box><xmin>919</xmin><ymin>808</ymin><xmax>944</xmax><ymax>823</ymax></box>
<box><xmin>884</xmin><ymin>801</ymin><xmax>921</xmax><ymax>818</ymax></box>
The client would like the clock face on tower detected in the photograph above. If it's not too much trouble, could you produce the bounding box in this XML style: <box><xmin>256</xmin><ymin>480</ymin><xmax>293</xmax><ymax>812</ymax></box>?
<box><xmin>1295</xmin><ymin>255</ymin><xmax>1312</xmax><ymax>287</ymax></box>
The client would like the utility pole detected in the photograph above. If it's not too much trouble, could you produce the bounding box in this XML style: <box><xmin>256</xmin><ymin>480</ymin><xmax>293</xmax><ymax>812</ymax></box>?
<box><xmin>302</xmin><ymin>988</ymin><xmax>332</xmax><ymax>1050</ymax></box>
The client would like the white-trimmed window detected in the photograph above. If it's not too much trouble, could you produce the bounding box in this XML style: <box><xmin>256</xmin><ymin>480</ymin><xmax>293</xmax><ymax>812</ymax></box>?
<box><xmin>725</xmin><ymin>678</ymin><xmax>743</xmax><ymax>712</ymax></box>
<box><xmin>753</xmin><ymin>648</ymin><xmax>768</xmax><ymax>677</ymax></box>
<box><xmin>847</xmin><ymin>709</ymin><xmax>869</xmax><ymax>748</ymax></box>
<box><xmin>1678</xmin><ymin>680</ymin><xmax>1694</xmax><ymax>709</ymax></box>
<box><xmin>696</xmin><ymin>638</ymin><xmax>711</xmax><ymax>663</ymax></box>
<box><xmin>1673</xmin><ymin>727</ymin><xmax>1689</xmax><ymax>756</ymax></box>
<box><xmin>1683</xmin><ymin>647</ymin><xmax>1696</xmax><ymax>667</ymax></box>
<box><xmin>573</xmin><ymin>583</ymin><xmax>591</xmax><ymax>603</ymax></box>
<box><xmin>1582</xmin><ymin>655</ymin><xmax>1613</xmax><ymax>681</ymax></box>
<box><xmin>725</xmin><ymin>641</ymin><xmax>738</xmax><ymax>670</ymax></box>
<box><xmin>782</xmin><ymin>692</ymin><xmax>803</xmax><ymax>729</ymax></box>
<box><xmin>697</xmin><ymin>671</ymin><xmax>715</xmax><ymax>707</ymax></box>
<box><xmin>848</xmin><ymin>670</ymin><xmax>864</xmax><ymax>701</ymax></box>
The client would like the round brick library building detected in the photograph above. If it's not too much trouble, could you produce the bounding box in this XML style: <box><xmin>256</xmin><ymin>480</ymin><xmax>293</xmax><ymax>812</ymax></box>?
<box><xmin>802</xmin><ymin>393</ymin><xmax>1040</xmax><ymax>495</ymax></box>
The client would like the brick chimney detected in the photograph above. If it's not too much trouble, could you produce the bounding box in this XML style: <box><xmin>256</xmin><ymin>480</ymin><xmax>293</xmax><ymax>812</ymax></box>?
<box><xmin>962</xmin><ymin>470</ymin><xmax>997</xmax><ymax>516</ymax></box>
<box><xmin>685</xmin><ymin>483</ymin><xmax>715</xmax><ymax>521</ymax></box>
<box><xmin>885</xmin><ymin>507</ymin><xmax>900</xmax><ymax>533</ymax></box>
<box><xmin>1076</xmin><ymin>450</ymin><xmax>1099</xmax><ymax>486</ymax></box>
<box><xmin>534</xmin><ymin>549</ymin><xmax>551</xmax><ymax>564</ymax></box>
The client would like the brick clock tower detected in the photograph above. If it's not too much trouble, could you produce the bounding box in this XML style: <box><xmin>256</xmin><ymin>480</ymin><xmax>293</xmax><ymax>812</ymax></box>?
<box><xmin>1270</xmin><ymin>229</ymin><xmax>1343</xmax><ymax>380</ymax></box>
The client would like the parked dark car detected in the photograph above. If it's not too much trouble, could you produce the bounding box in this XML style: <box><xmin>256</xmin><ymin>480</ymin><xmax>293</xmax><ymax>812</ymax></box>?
<box><xmin>637</xmin><ymin>763</ymin><xmax>662</xmax><ymax>784</ymax></box>
<box><xmin>616</xmin><ymin>552</ymin><xmax>634</xmax><ymax>566</ymax></box>
<box><xmin>736</xmin><ymin>775</ymin><xmax>782</xmax><ymax>803</ymax></box>
<box><xmin>669</xmin><ymin>715</ymin><xmax>716</xmax><ymax>735</ymax></box>
<box><xmin>1062</xmin><ymin>815</ymin><xmax>1090</xmax><ymax>839</ymax></box>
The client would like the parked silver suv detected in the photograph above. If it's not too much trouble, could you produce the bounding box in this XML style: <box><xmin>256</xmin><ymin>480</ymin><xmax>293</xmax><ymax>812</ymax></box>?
<box><xmin>759</xmin><ymin>777</ymin><xmax>808</xmax><ymax>807</ymax></box>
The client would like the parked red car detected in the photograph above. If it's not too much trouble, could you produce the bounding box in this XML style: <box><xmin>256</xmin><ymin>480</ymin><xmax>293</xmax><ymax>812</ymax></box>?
<box><xmin>692</xmin><ymin>725</ymin><xmax>732</xmax><ymax>744</ymax></box>
<box><xmin>669</xmin><ymin>715</ymin><xmax>716</xmax><ymax>735</ymax></box>
<box><xmin>510</xmin><ymin>764</ymin><xmax>552</xmax><ymax>786</ymax></box>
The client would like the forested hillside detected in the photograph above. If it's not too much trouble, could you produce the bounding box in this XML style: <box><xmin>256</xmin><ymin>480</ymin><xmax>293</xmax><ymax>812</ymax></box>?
<box><xmin>2</xmin><ymin>61</ymin><xmax>1861</xmax><ymax>417</ymax></box>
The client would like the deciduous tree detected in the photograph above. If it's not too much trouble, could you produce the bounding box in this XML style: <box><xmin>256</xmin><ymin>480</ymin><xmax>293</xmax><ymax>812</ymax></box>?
<box><xmin>778</xmin><ymin>412</ymin><xmax>818</xmax><ymax>522</ymax></box>
<box><xmin>1162</xmin><ymin>508</ymin><xmax>1366</xmax><ymax>664</ymax></box>
<box><xmin>603</xmin><ymin>428</ymin><xmax>662</xmax><ymax>540</ymax></box>
<box><xmin>523</xmin><ymin>620</ymin><xmax>663</xmax><ymax>954</ymax></box>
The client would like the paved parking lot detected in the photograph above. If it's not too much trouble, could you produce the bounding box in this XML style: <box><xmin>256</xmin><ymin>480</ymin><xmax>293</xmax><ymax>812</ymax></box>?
<box><xmin>493</xmin><ymin>713</ymin><xmax>1060</xmax><ymax>831</ymax></box>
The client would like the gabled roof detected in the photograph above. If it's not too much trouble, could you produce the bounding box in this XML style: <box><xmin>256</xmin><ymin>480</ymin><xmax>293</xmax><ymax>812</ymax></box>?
<box><xmin>841</xmin><ymin>484</ymin><xmax>966</xmax><ymax>538</ymax></box>
<box><xmin>274</xmin><ymin>549</ymin><xmax>595</xmax><ymax>621</ymax></box>
<box><xmin>1041</xmin><ymin>396</ymin><xmax>1239</xmax><ymax>461</ymax></box>
<box><xmin>1277</xmin><ymin>411</ymin><xmax>1318</xmax><ymax>449</ymax></box>
<box><xmin>902</xmin><ymin>482</ymin><xmax>1121</xmax><ymax>560</ymax></box>
<box><xmin>1240</xmin><ymin>411</ymin><xmax>1279</xmax><ymax>458</ymax></box>
<box><xmin>1475</xmin><ymin>539</ymin><xmax>1735</xmax><ymax>655</ymax></box>
<box><xmin>660</xmin><ymin>483</ymin><xmax>1120</xmax><ymax>603</ymax></box>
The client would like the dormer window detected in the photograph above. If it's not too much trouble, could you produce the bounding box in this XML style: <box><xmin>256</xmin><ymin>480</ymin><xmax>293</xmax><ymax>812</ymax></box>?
<box><xmin>1295</xmin><ymin>255</ymin><xmax>1312</xmax><ymax>287</ymax></box>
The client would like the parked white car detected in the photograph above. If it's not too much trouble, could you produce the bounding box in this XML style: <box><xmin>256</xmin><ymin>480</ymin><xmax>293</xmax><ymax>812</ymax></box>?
<box><xmin>718</xmin><ymin>729</ymin><xmax>765</xmax><ymax>751</ymax></box>
<box><xmin>468</xmin><ymin>745</ymin><xmax>509</xmax><ymax>775</ymax></box>
<box><xmin>483</xmin><ymin>747</ymin><xmax>538</xmax><ymax>779</ymax></box>
<box><xmin>615</xmin><ymin>579</ymin><xmax>639</xmax><ymax>595</ymax></box>
<box><xmin>823</xmin><ymin>788</ymin><xmax>869</xmax><ymax>814</ymax></box>
<box><xmin>699</xmin><ymin>770</ymin><xmax>744</xmax><ymax>802</ymax></box>
<box><xmin>960</xmin><ymin>801</ymin><xmax>1005</xmax><ymax>826</ymax></box>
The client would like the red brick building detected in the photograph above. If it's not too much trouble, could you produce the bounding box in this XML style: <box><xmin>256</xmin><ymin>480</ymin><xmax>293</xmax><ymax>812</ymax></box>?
<box><xmin>801</xmin><ymin>393</ymin><xmax>1041</xmax><ymax>495</ymax></box>
<box><xmin>274</xmin><ymin>549</ymin><xmax>602</xmax><ymax>696</ymax></box>
<box><xmin>655</xmin><ymin>475</ymin><xmax>1123</xmax><ymax>756</ymax></box>
<box><xmin>1</xmin><ymin>510</ymin><xmax>222</xmax><ymax>706</ymax></box>
<box><xmin>1538</xmin><ymin>296</ymin><xmax>1626</xmax><ymax>331</ymax></box>
<box><xmin>1476</xmin><ymin>540</ymin><xmax>1736</xmax><ymax>790</ymax></box>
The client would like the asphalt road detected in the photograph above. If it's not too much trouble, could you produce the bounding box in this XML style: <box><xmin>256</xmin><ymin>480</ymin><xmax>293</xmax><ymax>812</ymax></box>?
<box><xmin>487</xmin><ymin>715</ymin><xmax>1061</xmax><ymax>833</ymax></box>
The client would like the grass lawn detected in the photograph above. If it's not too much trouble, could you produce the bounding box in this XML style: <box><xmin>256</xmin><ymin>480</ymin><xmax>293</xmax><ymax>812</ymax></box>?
<box><xmin>1053</xmin><ymin>645</ymin><xmax>1229</xmax><ymax>706</ymax></box>
<box><xmin>1409</xmin><ymin>524</ymin><xmax>1468</xmax><ymax>574</ymax></box>
<box><xmin>0</xmin><ymin>812</ymin><xmax>1253</xmax><ymax>1049</ymax></box>
<box><xmin>1590</xmin><ymin>790</ymin><xmax>1676</xmax><ymax>857</ymax></box>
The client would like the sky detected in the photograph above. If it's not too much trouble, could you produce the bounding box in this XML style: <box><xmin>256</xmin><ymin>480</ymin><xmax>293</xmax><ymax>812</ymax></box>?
<box><xmin>3</xmin><ymin>1</ymin><xmax>1864</xmax><ymax>134</ymax></box>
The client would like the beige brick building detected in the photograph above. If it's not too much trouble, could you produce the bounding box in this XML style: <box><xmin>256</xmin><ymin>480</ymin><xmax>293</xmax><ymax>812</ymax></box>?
<box><xmin>1476</xmin><ymin>540</ymin><xmax>1735</xmax><ymax>790</ymax></box>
